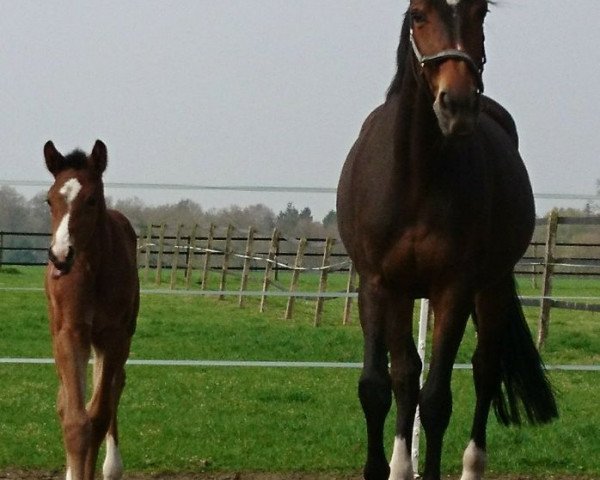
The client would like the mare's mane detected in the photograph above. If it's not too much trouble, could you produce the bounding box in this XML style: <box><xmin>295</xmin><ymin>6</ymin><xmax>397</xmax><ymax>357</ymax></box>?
<box><xmin>385</xmin><ymin>11</ymin><xmax>412</xmax><ymax>101</ymax></box>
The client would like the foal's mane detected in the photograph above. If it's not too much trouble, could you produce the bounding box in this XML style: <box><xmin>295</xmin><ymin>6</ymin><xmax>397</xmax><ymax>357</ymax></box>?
<box><xmin>62</xmin><ymin>150</ymin><xmax>88</xmax><ymax>170</ymax></box>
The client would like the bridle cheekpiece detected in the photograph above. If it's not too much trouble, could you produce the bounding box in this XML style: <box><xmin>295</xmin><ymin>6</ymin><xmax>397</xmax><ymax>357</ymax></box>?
<box><xmin>409</xmin><ymin>28</ymin><xmax>486</xmax><ymax>93</ymax></box>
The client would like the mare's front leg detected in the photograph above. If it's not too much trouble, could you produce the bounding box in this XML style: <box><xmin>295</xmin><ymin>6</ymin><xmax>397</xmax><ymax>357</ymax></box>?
<box><xmin>52</xmin><ymin>320</ymin><xmax>91</xmax><ymax>480</ymax></box>
<box><xmin>420</xmin><ymin>287</ymin><xmax>472</xmax><ymax>480</ymax></box>
<box><xmin>358</xmin><ymin>276</ymin><xmax>393</xmax><ymax>480</ymax></box>
<box><xmin>387</xmin><ymin>297</ymin><xmax>421</xmax><ymax>480</ymax></box>
<box><xmin>457</xmin><ymin>283</ymin><xmax>505</xmax><ymax>480</ymax></box>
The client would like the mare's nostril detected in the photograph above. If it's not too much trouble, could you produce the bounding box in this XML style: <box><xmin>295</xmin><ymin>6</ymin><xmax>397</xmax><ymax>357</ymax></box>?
<box><xmin>439</xmin><ymin>91</ymin><xmax>449</xmax><ymax>111</ymax></box>
<box><xmin>439</xmin><ymin>90</ymin><xmax>479</xmax><ymax>116</ymax></box>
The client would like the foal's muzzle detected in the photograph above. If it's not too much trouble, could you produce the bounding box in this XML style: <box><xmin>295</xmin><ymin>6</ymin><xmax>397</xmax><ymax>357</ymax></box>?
<box><xmin>48</xmin><ymin>246</ymin><xmax>75</xmax><ymax>278</ymax></box>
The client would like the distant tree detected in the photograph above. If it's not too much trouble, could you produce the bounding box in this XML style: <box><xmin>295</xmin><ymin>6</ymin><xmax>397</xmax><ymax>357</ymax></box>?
<box><xmin>113</xmin><ymin>196</ymin><xmax>150</xmax><ymax>231</ymax></box>
<box><xmin>589</xmin><ymin>179</ymin><xmax>600</xmax><ymax>215</ymax></box>
<box><xmin>27</xmin><ymin>192</ymin><xmax>50</xmax><ymax>232</ymax></box>
<box><xmin>207</xmin><ymin>203</ymin><xmax>276</xmax><ymax>233</ymax></box>
<box><xmin>299</xmin><ymin>207</ymin><xmax>313</xmax><ymax>222</ymax></box>
<box><xmin>276</xmin><ymin>203</ymin><xmax>301</xmax><ymax>233</ymax></box>
<box><xmin>322</xmin><ymin>210</ymin><xmax>337</xmax><ymax>228</ymax></box>
<box><xmin>0</xmin><ymin>187</ymin><xmax>43</xmax><ymax>264</ymax></box>
<box><xmin>0</xmin><ymin>186</ymin><xmax>31</xmax><ymax>231</ymax></box>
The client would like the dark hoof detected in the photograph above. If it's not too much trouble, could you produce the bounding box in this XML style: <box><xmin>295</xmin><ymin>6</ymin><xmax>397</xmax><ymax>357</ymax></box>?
<box><xmin>364</xmin><ymin>460</ymin><xmax>390</xmax><ymax>480</ymax></box>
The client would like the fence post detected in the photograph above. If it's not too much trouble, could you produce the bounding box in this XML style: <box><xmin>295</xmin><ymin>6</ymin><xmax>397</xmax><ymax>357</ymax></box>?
<box><xmin>155</xmin><ymin>223</ymin><xmax>167</xmax><ymax>286</ymax></box>
<box><xmin>185</xmin><ymin>224</ymin><xmax>198</xmax><ymax>289</ymax></box>
<box><xmin>219</xmin><ymin>224</ymin><xmax>235</xmax><ymax>300</ymax></box>
<box><xmin>532</xmin><ymin>243</ymin><xmax>538</xmax><ymax>289</ymax></box>
<box><xmin>537</xmin><ymin>210</ymin><xmax>559</xmax><ymax>348</ymax></box>
<box><xmin>201</xmin><ymin>223</ymin><xmax>216</xmax><ymax>290</ymax></box>
<box><xmin>239</xmin><ymin>226</ymin><xmax>255</xmax><ymax>307</ymax></box>
<box><xmin>169</xmin><ymin>224</ymin><xmax>184</xmax><ymax>289</ymax></box>
<box><xmin>260</xmin><ymin>228</ymin><xmax>279</xmax><ymax>313</ymax></box>
<box><xmin>143</xmin><ymin>224</ymin><xmax>154</xmax><ymax>282</ymax></box>
<box><xmin>0</xmin><ymin>231</ymin><xmax>4</xmax><ymax>270</ymax></box>
<box><xmin>342</xmin><ymin>261</ymin><xmax>357</xmax><ymax>325</ymax></box>
<box><xmin>284</xmin><ymin>238</ymin><xmax>307</xmax><ymax>320</ymax></box>
<box><xmin>411</xmin><ymin>298</ymin><xmax>431</xmax><ymax>474</ymax></box>
<box><xmin>314</xmin><ymin>237</ymin><xmax>335</xmax><ymax>327</ymax></box>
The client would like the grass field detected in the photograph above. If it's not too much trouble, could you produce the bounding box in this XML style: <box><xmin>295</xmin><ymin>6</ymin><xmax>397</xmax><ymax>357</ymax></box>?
<box><xmin>0</xmin><ymin>266</ymin><xmax>598</xmax><ymax>477</ymax></box>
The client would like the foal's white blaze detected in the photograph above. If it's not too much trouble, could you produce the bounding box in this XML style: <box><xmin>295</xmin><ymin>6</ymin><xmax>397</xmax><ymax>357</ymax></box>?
<box><xmin>60</xmin><ymin>178</ymin><xmax>82</xmax><ymax>204</ymax></box>
<box><xmin>460</xmin><ymin>440</ymin><xmax>487</xmax><ymax>480</ymax></box>
<box><xmin>51</xmin><ymin>178</ymin><xmax>81</xmax><ymax>260</ymax></box>
<box><xmin>103</xmin><ymin>434</ymin><xmax>124</xmax><ymax>480</ymax></box>
<box><xmin>388</xmin><ymin>436</ymin><xmax>413</xmax><ymax>480</ymax></box>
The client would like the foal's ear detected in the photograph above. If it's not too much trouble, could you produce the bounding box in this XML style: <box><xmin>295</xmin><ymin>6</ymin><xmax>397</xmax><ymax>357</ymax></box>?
<box><xmin>90</xmin><ymin>139</ymin><xmax>108</xmax><ymax>175</ymax></box>
<box><xmin>44</xmin><ymin>141</ymin><xmax>65</xmax><ymax>177</ymax></box>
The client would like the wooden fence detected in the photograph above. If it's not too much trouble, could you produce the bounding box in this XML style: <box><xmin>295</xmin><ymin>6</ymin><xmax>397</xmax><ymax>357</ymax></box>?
<box><xmin>1</xmin><ymin>213</ymin><xmax>599</xmax><ymax>337</ymax></box>
<box><xmin>136</xmin><ymin>223</ymin><xmax>351</xmax><ymax>326</ymax></box>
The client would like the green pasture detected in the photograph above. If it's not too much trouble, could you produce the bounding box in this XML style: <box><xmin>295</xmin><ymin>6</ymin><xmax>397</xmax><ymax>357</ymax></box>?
<box><xmin>0</xmin><ymin>266</ymin><xmax>598</xmax><ymax>476</ymax></box>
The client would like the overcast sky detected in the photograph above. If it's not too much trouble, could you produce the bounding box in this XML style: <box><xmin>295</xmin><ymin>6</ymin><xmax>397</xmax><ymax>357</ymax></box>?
<box><xmin>1</xmin><ymin>1</ymin><xmax>599</xmax><ymax>219</ymax></box>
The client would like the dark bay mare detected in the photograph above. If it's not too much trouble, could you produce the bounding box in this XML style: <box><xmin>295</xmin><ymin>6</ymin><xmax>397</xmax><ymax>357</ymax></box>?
<box><xmin>336</xmin><ymin>2</ymin><xmax>557</xmax><ymax>479</ymax></box>
<box><xmin>44</xmin><ymin>140</ymin><xmax>139</xmax><ymax>480</ymax></box>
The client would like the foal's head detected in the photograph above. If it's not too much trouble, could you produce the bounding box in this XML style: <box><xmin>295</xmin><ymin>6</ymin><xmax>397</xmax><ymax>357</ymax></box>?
<box><xmin>44</xmin><ymin>140</ymin><xmax>108</xmax><ymax>277</ymax></box>
<box><xmin>408</xmin><ymin>0</ymin><xmax>489</xmax><ymax>136</ymax></box>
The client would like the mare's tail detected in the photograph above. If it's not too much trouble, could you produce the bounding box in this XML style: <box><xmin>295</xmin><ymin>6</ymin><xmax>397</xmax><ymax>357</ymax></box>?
<box><xmin>492</xmin><ymin>276</ymin><xmax>558</xmax><ymax>426</ymax></box>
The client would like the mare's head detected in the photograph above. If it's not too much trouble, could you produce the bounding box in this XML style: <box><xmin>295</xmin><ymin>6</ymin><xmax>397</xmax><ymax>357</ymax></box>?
<box><xmin>408</xmin><ymin>0</ymin><xmax>489</xmax><ymax>136</ymax></box>
<box><xmin>44</xmin><ymin>140</ymin><xmax>108</xmax><ymax>278</ymax></box>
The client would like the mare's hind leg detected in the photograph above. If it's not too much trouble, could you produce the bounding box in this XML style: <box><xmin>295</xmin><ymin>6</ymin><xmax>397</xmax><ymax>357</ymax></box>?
<box><xmin>460</xmin><ymin>279</ymin><xmax>513</xmax><ymax>480</ymax></box>
<box><xmin>420</xmin><ymin>288</ymin><xmax>472</xmax><ymax>480</ymax></box>
<box><xmin>357</xmin><ymin>276</ymin><xmax>393</xmax><ymax>480</ymax></box>
<box><xmin>387</xmin><ymin>297</ymin><xmax>421</xmax><ymax>480</ymax></box>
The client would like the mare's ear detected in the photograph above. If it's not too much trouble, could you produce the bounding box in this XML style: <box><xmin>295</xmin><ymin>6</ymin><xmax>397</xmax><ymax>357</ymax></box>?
<box><xmin>90</xmin><ymin>140</ymin><xmax>108</xmax><ymax>175</ymax></box>
<box><xmin>44</xmin><ymin>141</ymin><xmax>65</xmax><ymax>177</ymax></box>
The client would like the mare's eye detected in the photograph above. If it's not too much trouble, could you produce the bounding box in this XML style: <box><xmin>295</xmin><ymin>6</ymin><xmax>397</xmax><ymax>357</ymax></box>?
<box><xmin>410</xmin><ymin>10</ymin><xmax>427</xmax><ymax>25</ymax></box>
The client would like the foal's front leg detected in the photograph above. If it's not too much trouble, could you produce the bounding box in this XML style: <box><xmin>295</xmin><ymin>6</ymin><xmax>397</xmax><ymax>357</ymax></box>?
<box><xmin>86</xmin><ymin>343</ymin><xmax>130</xmax><ymax>480</ymax></box>
<box><xmin>53</xmin><ymin>326</ymin><xmax>91</xmax><ymax>480</ymax></box>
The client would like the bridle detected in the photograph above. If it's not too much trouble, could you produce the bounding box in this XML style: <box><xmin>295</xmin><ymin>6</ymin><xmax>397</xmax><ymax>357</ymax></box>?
<box><xmin>409</xmin><ymin>29</ymin><xmax>486</xmax><ymax>94</ymax></box>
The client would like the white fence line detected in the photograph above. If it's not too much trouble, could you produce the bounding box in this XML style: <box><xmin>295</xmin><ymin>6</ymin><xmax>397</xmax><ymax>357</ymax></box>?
<box><xmin>2</xmin><ymin>286</ymin><xmax>599</xmax><ymax>304</ymax></box>
<box><xmin>0</xmin><ymin>357</ymin><xmax>598</xmax><ymax>371</ymax></box>
<box><xmin>2</xmin><ymin>179</ymin><xmax>599</xmax><ymax>201</ymax></box>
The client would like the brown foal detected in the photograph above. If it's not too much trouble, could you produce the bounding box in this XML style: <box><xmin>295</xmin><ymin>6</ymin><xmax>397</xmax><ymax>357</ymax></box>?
<box><xmin>44</xmin><ymin>140</ymin><xmax>139</xmax><ymax>480</ymax></box>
